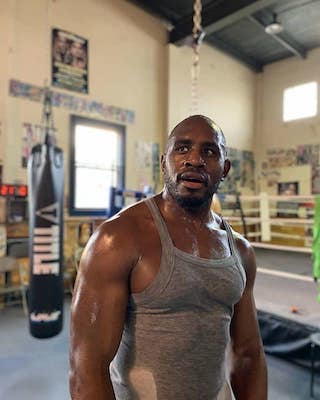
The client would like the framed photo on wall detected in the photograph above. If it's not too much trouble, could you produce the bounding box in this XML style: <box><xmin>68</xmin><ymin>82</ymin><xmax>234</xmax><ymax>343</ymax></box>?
<box><xmin>52</xmin><ymin>28</ymin><xmax>88</xmax><ymax>94</ymax></box>
<box><xmin>278</xmin><ymin>181</ymin><xmax>299</xmax><ymax>196</ymax></box>
<box><xmin>277</xmin><ymin>181</ymin><xmax>299</xmax><ymax>217</ymax></box>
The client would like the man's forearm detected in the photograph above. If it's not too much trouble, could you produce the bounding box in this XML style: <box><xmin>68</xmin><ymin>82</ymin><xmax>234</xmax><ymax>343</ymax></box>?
<box><xmin>230</xmin><ymin>350</ymin><xmax>267</xmax><ymax>400</ymax></box>
<box><xmin>69</xmin><ymin>368</ymin><xmax>116</xmax><ymax>400</ymax></box>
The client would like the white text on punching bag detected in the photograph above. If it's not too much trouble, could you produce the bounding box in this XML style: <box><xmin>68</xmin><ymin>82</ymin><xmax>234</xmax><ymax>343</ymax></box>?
<box><xmin>33</xmin><ymin>225</ymin><xmax>59</xmax><ymax>275</ymax></box>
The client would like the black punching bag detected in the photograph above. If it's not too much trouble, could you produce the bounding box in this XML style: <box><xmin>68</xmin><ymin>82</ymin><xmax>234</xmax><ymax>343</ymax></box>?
<box><xmin>28</xmin><ymin>93</ymin><xmax>64</xmax><ymax>338</ymax></box>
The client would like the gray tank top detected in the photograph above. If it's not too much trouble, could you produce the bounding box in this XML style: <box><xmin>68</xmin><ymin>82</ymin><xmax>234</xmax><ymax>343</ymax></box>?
<box><xmin>110</xmin><ymin>197</ymin><xmax>246</xmax><ymax>400</ymax></box>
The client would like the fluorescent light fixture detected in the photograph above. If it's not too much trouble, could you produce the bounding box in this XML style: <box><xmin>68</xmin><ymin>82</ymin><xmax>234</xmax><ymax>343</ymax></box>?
<box><xmin>265</xmin><ymin>14</ymin><xmax>283</xmax><ymax>35</ymax></box>
<box><xmin>265</xmin><ymin>22</ymin><xmax>283</xmax><ymax>35</ymax></box>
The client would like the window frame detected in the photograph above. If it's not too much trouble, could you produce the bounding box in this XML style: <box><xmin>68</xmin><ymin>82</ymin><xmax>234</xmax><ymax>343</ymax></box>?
<box><xmin>69</xmin><ymin>115</ymin><xmax>126</xmax><ymax>217</ymax></box>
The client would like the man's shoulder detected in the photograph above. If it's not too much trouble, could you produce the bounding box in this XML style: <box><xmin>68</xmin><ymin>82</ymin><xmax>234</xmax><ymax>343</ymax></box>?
<box><xmin>219</xmin><ymin>218</ymin><xmax>255</xmax><ymax>263</ymax></box>
<box><xmin>82</xmin><ymin>199</ymin><xmax>153</xmax><ymax>270</ymax></box>
<box><xmin>118</xmin><ymin>196</ymin><xmax>153</xmax><ymax>218</ymax></box>
<box><xmin>96</xmin><ymin>197</ymin><xmax>153</xmax><ymax>243</ymax></box>
<box><xmin>228</xmin><ymin>227</ymin><xmax>256</xmax><ymax>282</ymax></box>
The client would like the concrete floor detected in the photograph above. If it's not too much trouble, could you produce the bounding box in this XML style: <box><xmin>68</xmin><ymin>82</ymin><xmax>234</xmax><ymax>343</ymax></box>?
<box><xmin>254</xmin><ymin>248</ymin><xmax>320</xmax><ymax>328</ymax></box>
<box><xmin>0</xmin><ymin>297</ymin><xmax>319</xmax><ymax>400</ymax></box>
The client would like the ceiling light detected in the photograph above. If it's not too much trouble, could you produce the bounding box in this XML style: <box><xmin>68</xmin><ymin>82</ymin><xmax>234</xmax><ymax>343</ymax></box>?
<box><xmin>265</xmin><ymin>14</ymin><xmax>283</xmax><ymax>35</ymax></box>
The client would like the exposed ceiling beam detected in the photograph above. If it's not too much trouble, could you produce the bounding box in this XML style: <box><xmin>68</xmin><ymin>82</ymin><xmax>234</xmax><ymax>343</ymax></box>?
<box><xmin>170</xmin><ymin>0</ymin><xmax>288</xmax><ymax>44</ymax></box>
<box><xmin>126</xmin><ymin>0</ymin><xmax>176</xmax><ymax>25</ymax></box>
<box><xmin>205</xmin><ymin>37</ymin><xmax>263</xmax><ymax>72</ymax></box>
<box><xmin>248</xmin><ymin>16</ymin><xmax>307</xmax><ymax>58</ymax></box>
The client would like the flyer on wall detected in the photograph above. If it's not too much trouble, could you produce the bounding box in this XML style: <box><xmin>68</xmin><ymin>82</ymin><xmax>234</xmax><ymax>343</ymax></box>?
<box><xmin>52</xmin><ymin>28</ymin><xmax>88</xmax><ymax>94</ymax></box>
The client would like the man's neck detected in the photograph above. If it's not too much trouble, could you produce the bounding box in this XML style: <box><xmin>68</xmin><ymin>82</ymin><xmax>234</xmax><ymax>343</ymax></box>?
<box><xmin>159</xmin><ymin>190</ymin><xmax>213</xmax><ymax>225</ymax></box>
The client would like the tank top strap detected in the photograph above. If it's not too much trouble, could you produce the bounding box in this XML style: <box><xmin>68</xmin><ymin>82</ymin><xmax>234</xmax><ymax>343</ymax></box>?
<box><xmin>145</xmin><ymin>197</ymin><xmax>174</xmax><ymax>249</ymax></box>
<box><xmin>221</xmin><ymin>217</ymin><xmax>247</xmax><ymax>287</ymax></box>
<box><xmin>221</xmin><ymin>218</ymin><xmax>238</xmax><ymax>256</ymax></box>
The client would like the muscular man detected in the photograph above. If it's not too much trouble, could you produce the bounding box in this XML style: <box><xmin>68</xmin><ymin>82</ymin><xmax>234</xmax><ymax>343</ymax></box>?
<box><xmin>69</xmin><ymin>115</ymin><xmax>267</xmax><ymax>400</ymax></box>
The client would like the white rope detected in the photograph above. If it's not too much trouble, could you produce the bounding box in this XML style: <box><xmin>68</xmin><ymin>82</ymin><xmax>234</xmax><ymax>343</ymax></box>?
<box><xmin>190</xmin><ymin>0</ymin><xmax>205</xmax><ymax>115</ymax></box>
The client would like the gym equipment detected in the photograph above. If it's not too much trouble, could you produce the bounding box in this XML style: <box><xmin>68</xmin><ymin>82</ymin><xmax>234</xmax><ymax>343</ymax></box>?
<box><xmin>109</xmin><ymin>187</ymin><xmax>148</xmax><ymax>218</ymax></box>
<box><xmin>312</xmin><ymin>195</ymin><xmax>320</xmax><ymax>302</ymax></box>
<box><xmin>28</xmin><ymin>89</ymin><xmax>64</xmax><ymax>338</ymax></box>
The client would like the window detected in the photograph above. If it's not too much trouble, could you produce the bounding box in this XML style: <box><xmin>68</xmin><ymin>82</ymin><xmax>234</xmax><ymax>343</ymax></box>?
<box><xmin>70</xmin><ymin>116</ymin><xmax>125</xmax><ymax>216</ymax></box>
<box><xmin>283</xmin><ymin>82</ymin><xmax>318</xmax><ymax>122</ymax></box>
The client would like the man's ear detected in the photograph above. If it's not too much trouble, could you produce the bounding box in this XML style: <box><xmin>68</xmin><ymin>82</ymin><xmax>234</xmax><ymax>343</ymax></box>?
<box><xmin>161</xmin><ymin>154</ymin><xmax>166</xmax><ymax>173</ymax></box>
<box><xmin>223</xmin><ymin>159</ymin><xmax>231</xmax><ymax>179</ymax></box>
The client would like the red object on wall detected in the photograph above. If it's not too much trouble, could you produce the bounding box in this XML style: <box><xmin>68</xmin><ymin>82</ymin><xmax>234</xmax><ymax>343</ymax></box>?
<box><xmin>0</xmin><ymin>184</ymin><xmax>28</xmax><ymax>198</ymax></box>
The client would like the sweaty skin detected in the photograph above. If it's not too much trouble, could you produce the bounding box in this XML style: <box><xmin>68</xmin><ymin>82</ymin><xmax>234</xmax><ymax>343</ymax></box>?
<box><xmin>69</xmin><ymin>115</ymin><xmax>267</xmax><ymax>400</ymax></box>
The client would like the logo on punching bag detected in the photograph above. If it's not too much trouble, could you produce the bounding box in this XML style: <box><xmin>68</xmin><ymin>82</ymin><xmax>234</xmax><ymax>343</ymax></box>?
<box><xmin>35</xmin><ymin>202</ymin><xmax>59</xmax><ymax>224</ymax></box>
<box><xmin>30</xmin><ymin>310</ymin><xmax>61</xmax><ymax>322</ymax></box>
<box><xmin>33</xmin><ymin>202</ymin><xmax>60</xmax><ymax>276</ymax></box>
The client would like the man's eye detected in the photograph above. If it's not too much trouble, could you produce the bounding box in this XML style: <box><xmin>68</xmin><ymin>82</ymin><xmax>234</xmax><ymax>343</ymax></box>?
<box><xmin>176</xmin><ymin>146</ymin><xmax>189</xmax><ymax>153</ymax></box>
<box><xmin>205</xmin><ymin>148</ymin><xmax>216</xmax><ymax>156</ymax></box>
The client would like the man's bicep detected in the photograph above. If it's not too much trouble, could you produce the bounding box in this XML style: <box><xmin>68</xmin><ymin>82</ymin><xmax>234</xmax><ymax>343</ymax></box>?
<box><xmin>71</xmin><ymin>228</ymin><xmax>132</xmax><ymax>365</ymax></box>
<box><xmin>229</xmin><ymin>237</ymin><xmax>267</xmax><ymax>400</ymax></box>
<box><xmin>230</xmin><ymin>239</ymin><xmax>262</xmax><ymax>353</ymax></box>
<box><xmin>230</xmin><ymin>286</ymin><xmax>261</xmax><ymax>352</ymax></box>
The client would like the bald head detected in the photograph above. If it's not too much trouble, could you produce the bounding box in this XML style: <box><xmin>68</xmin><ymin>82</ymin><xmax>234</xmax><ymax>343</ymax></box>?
<box><xmin>167</xmin><ymin>115</ymin><xmax>227</xmax><ymax>154</ymax></box>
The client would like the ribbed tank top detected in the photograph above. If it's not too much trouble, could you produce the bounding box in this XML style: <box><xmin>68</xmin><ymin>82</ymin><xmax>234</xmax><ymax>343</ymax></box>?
<box><xmin>110</xmin><ymin>197</ymin><xmax>246</xmax><ymax>400</ymax></box>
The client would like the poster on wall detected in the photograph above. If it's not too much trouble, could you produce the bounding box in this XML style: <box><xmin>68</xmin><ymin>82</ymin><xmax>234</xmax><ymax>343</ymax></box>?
<box><xmin>22</xmin><ymin>123</ymin><xmax>40</xmax><ymax>168</ymax></box>
<box><xmin>312</xmin><ymin>166</ymin><xmax>320</xmax><ymax>194</ymax></box>
<box><xmin>52</xmin><ymin>28</ymin><xmax>88</xmax><ymax>94</ymax></box>
<box><xmin>277</xmin><ymin>181</ymin><xmax>299</xmax><ymax>218</ymax></box>
<box><xmin>21</xmin><ymin>123</ymin><xmax>56</xmax><ymax>168</ymax></box>
<box><xmin>278</xmin><ymin>181</ymin><xmax>299</xmax><ymax>196</ymax></box>
<box><xmin>152</xmin><ymin>143</ymin><xmax>160</xmax><ymax>192</ymax></box>
<box><xmin>241</xmin><ymin>151</ymin><xmax>255</xmax><ymax>191</ymax></box>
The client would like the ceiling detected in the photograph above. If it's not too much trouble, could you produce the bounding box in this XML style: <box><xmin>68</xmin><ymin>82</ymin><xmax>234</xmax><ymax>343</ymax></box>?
<box><xmin>127</xmin><ymin>0</ymin><xmax>320</xmax><ymax>72</ymax></box>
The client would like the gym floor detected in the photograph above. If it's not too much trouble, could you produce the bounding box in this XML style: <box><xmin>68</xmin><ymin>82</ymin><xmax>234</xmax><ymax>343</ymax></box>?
<box><xmin>0</xmin><ymin>247</ymin><xmax>319</xmax><ymax>399</ymax></box>
<box><xmin>0</xmin><ymin>297</ymin><xmax>318</xmax><ymax>399</ymax></box>
<box><xmin>254</xmin><ymin>248</ymin><xmax>319</xmax><ymax>327</ymax></box>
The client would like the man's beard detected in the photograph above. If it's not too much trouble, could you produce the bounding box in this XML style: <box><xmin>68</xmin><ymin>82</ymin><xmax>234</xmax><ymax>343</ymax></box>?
<box><xmin>164</xmin><ymin>173</ymin><xmax>217</xmax><ymax>209</ymax></box>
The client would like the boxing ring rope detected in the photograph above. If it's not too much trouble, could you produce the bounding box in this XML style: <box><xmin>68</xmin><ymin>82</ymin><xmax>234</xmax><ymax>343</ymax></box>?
<box><xmin>221</xmin><ymin>193</ymin><xmax>315</xmax><ymax>253</ymax></box>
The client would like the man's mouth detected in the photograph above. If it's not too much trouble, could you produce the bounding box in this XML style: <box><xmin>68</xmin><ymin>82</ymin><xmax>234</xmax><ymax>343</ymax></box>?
<box><xmin>178</xmin><ymin>172</ymin><xmax>207</xmax><ymax>189</ymax></box>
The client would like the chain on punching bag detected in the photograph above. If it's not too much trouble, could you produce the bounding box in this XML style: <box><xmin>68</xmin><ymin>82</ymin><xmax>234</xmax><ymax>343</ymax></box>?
<box><xmin>190</xmin><ymin>0</ymin><xmax>205</xmax><ymax>114</ymax></box>
<box><xmin>28</xmin><ymin>88</ymin><xmax>65</xmax><ymax>338</ymax></box>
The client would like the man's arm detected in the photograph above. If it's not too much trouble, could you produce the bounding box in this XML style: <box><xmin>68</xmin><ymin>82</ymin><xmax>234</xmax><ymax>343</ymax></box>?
<box><xmin>69</xmin><ymin>218</ymin><xmax>137</xmax><ymax>399</ymax></box>
<box><xmin>229</xmin><ymin>237</ymin><xmax>268</xmax><ymax>400</ymax></box>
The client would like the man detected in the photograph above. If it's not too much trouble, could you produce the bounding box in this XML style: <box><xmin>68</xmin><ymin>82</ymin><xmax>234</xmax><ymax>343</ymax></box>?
<box><xmin>52</xmin><ymin>32</ymin><xmax>68</xmax><ymax>63</ymax></box>
<box><xmin>67</xmin><ymin>41</ymin><xmax>87</xmax><ymax>69</ymax></box>
<box><xmin>69</xmin><ymin>115</ymin><xmax>267</xmax><ymax>399</ymax></box>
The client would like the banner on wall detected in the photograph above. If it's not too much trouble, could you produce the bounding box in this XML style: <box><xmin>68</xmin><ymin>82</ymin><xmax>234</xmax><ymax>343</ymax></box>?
<box><xmin>52</xmin><ymin>28</ymin><xmax>88</xmax><ymax>94</ymax></box>
<box><xmin>262</xmin><ymin>144</ymin><xmax>320</xmax><ymax>194</ymax></box>
<box><xmin>9</xmin><ymin>80</ymin><xmax>135</xmax><ymax>124</ymax></box>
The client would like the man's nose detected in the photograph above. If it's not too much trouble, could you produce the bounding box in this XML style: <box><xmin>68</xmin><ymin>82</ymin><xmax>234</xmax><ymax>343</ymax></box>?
<box><xmin>184</xmin><ymin>150</ymin><xmax>205</xmax><ymax>167</ymax></box>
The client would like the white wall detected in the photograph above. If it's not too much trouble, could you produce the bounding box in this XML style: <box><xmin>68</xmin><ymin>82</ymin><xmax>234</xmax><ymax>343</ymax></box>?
<box><xmin>257</xmin><ymin>48</ymin><xmax>320</xmax><ymax>149</ymax></box>
<box><xmin>1</xmin><ymin>0</ymin><xmax>168</xmax><ymax>193</ymax></box>
<box><xmin>256</xmin><ymin>48</ymin><xmax>320</xmax><ymax>194</ymax></box>
<box><xmin>168</xmin><ymin>43</ymin><xmax>257</xmax><ymax>151</ymax></box>
<box><xmin>5</xmin><ymin>0</ymin><xmax>318</xmax><ymax>198</ymax></box>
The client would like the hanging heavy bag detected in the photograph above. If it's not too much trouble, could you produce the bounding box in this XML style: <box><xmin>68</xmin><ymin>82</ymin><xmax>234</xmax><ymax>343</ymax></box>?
<box><xmin>28</xmin><ymin>133</ymin><xmax>64</xmax><ymax>338</ymax></box>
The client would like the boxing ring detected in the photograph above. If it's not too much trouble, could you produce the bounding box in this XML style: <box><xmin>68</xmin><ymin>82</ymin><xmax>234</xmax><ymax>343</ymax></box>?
<box><xmin>221</xmin><ymin>193</ymin><xmax>320</xmax><ymax>366</ymax></box>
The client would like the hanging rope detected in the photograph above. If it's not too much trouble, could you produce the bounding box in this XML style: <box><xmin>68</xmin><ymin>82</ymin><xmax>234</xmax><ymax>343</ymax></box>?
<box><xmin>191</xmin><ymin>0</ymin><xmax>205</xmax><ymax>115</ymax></box>
<box><xmin>40</xmin><ymin>88</ymin><xmax>55</xmax><ymax>145</ymax></box>
<box><xmin>39</xmin><ymin>0</ymin><xmax>56</xmax><ymax>145</ymax></box>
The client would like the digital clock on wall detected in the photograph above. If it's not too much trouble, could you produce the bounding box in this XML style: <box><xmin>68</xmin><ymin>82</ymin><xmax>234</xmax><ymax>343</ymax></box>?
<box><xmin>0</xmin><ymin>184</ymin><xmax>28</xmax><ymax>198</ymax></box>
